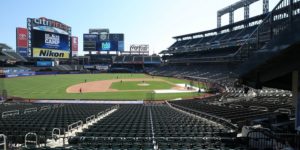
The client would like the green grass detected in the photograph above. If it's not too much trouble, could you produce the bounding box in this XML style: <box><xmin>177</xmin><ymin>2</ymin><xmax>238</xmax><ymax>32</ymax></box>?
<box><xmin>3</xmin><ymin>73</ymin><xmax>202</xmax><ymax>100</ymax></box>
<box><xmin>110</xmin><ymin>81</ymin><xmax>173</xmax><ymax>91</ymax></box>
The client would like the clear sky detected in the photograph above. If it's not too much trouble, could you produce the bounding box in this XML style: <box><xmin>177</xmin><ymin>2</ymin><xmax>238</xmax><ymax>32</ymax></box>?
<box><xmin>0</xmin><ymin>0</ymin><xmax>278</xmax><ymax>55</ymax></box>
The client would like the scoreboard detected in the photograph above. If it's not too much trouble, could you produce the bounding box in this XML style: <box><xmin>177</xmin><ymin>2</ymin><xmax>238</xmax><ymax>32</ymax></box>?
<box><xmin>83</xmin><ymin>34</ymin><xmax>98</xmax><ymax>51</ymax></box>
<box><xmin>83</xmin><ymin>33</ymin><xmax>124</xmax><ymax>51</ymax></box>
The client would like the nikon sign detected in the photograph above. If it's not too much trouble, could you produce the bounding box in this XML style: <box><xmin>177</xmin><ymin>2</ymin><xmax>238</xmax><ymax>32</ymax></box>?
<box><xmin>33</xmin><ymin>48</ymin><xmax>70</xmax><ymax>58</ymax></box>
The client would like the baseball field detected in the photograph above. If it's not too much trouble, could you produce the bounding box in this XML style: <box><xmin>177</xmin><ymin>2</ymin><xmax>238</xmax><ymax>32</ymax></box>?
<box><xmin>3</xmin><ymin>73</ymin><xmax>205</xmax><ymax>100</ymax></box>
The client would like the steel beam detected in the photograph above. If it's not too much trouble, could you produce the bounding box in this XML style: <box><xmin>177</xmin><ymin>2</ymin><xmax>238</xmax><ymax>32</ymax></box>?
<box><xmin>229</xmin><ymin>11</ymin><xmax>234</xmax><ymax>25</ymax></box>
<box><xmin>263</xmin><ymin>0</ymin><xmax>269</xmax><ymax>14</ymax></box>
<box><xmin>244</xmin><ymin>5</ymin><xmax>250</xmax><ymax>20</ymax></box>
<box><xmin>218</xmin><ymin>0</ymin><xmax>259</xmax><ymax>16</ymax></box>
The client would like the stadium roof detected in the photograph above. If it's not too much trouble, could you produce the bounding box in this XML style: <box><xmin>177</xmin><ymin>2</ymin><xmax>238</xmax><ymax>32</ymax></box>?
<box><xmin>0</xmin><ymin>43</ymin><xmax>12</xmax><ymax>50</ymax></box>
<box><xmin>217</xmin><ymin>0</ymin><xmax>259</xmax><ymax>16</ymax></box>
<box><xmin>172</xmin><ymin>14</ymin><xmax>266</xmax><ymax>39</ymax></box>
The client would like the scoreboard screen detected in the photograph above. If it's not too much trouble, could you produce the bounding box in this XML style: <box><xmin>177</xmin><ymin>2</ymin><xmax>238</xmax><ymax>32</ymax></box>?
<box><xmin>31</xmin><ymin>29</ymin><xmax>70</xmax><ymax>58</ymax></box>
<box><xmin>83</xmin><ymin>33</ymin><xmax>124</xmax><ymax>51</ymax></box>
<box><xmin>83</xmin><ymin>34</ymin><xmax>98</xmax><ymax>51</ymax></box>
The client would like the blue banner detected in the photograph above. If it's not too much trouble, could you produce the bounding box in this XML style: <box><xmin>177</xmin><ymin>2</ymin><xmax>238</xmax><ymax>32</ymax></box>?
<box><xmin>37</xmin><ymin>61</ymin><xmax>53</xmax><ymax>67</ymax></box>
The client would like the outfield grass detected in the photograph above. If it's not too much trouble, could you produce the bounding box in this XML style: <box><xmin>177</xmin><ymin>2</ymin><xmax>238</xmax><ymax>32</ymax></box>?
<box><xmin>3</xmin><ymin>73</ymin><xmax>202</xmax><ymax>100</ymax></box>
<box><xmin>110</xmin><ymin>81</ymin><xmax>173</xmax><ymax>91</ymax></box>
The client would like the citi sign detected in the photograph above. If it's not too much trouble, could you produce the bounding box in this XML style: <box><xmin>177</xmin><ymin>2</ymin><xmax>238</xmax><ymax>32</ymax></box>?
<box><xmin>32</xmin><ymin>17</ymin><xmax>70</xmax><ymax>32</ymax></box>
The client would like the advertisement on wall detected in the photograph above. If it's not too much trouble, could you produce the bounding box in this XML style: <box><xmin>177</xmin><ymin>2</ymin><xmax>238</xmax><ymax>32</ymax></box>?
<box><xmin>71</xmin><ymin>36</ymin><xmax>78</xmax><ymax>56</ymax></box>
<box><xmin>129</xmin><ymin>44</ymin><xmax>149</xmax><ymax>55</ymax></box>
<box><xmin>16</xmin><ymin>28</ymin><xmax>28</xmax><ymax>47</ymax></box>
<box><xmin>36</xmin><ymin>61</ymin><xmax>53</xmax><ymax>67</ymax></box>
<box><xmin>16</xmin><ymin>27</ymin><xmax>28</xmax><ymax>57</ymax></box>
<box><xmin>32</xmin><ymin>48</ymin><xmax>70</xmax><ymax>58</ymax></box>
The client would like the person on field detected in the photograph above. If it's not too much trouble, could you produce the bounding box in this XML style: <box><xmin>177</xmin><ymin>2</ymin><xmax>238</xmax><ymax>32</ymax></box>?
<box><xmin>79</xmin><ymin>88</ymin><xmax>82</xmax><ymax>93</ymax></box>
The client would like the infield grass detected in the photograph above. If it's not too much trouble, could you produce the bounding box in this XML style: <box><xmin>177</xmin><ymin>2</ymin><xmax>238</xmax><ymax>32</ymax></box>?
<box><xmin>3</xmin><ymin>73</ymin><xmax>203</xmax><ymax>100</ymax></box>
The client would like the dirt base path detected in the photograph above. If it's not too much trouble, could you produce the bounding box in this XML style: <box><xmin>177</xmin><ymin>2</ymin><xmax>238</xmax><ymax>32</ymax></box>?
<box><xmin>66</xmin><ymin>78</ymin><xmax>179</xmax><ymax>93</ymax></box>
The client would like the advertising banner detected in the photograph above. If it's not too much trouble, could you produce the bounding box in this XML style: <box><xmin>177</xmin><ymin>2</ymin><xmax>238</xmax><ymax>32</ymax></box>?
<box><xmin>16</xmin><ymin>28</ymin><xmax>28</xmax><ymax>47</ymax></box>
<box><xmin>33</xmin><ymin>48</ymin><xmax>70</xmax><ymax>58</ymax></box>
<box><xmin>17</xmin><ymin>47</ymin><xmax>28</xmax><ymax>57</ymax></box>
<box><xmin>130</xmin><ymin>44</ymin><xmax>149</xmax><ymax>55</ymax></box>
<box><xmin>36</xmin><ymin>61</ymin><xmax>53</xmax><ymax>67</ymax></box>
<box><xmin>71</xmin><ymin>36</ymin><xmax>78</xmax><ymax>51</ymax></box>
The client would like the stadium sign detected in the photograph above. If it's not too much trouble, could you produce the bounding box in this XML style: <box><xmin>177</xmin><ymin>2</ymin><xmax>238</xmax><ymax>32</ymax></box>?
<box><xmin>130</xmin><ymin>44</ymin><xmax>149</xmax><ymax>55</ymax></box>
<box><xmin>130</xmin><ymin>45</ymin><xmax>149</xmax><ymax>52</ymax></box>
<box><xmin>33</xmin><ymin>48</ymin><xmax>69</xmax><ymax>58</ymax></box>
<box><xmin>16</xmin><ymin>27</ymin><xmax>28</xmax><ymax>57</ymax></box>
<box><xmin>27</xmin><ymin>17</ymin><xmax>71</xmax><ymax>58</ymax></box>
<box><xmin>30</xmin><ymin>17</ymin><xmax>71</xmax><ymax>33</ymax></box>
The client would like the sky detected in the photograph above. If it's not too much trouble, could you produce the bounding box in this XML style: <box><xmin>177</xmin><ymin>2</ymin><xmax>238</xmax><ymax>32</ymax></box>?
<box><xmin>0</xmin><ymin>0</ymin><xmax>278</xmax><ymax>55</ymax></box>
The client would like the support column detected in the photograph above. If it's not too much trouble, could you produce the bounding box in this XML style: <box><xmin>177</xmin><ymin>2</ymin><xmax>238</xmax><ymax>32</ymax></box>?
<box><xmin>229</xmin><ymin>11</ymin><xmax>234</xmax><ymax>25</ymax></box>
<box><xmin>289</xmin><ymin>0</ymin><xmax>294</xmax><ymax>23</ymax></box>
<box><xmin>244</xmin><ymin>5</ymin><xmax>250</xmax><ymax>20</ymax></box>
<box><xmin>244</xmin><ymin>4</ymin><xmax>250</xmax><ymax>27</ymax></box>
<box><xmin>217</xmin><ymin>13</ymin><xmax>222</xmax><ymax>28</ymax></box>
<box><xmin>292</xmin><ymin>71</ymin><xmax>300</xmax><ymax>131</ymax></box>
<box><xmin>263</xmin><ymin>0</ymin><xmax>269</xmax><ymax>14</ymax></box>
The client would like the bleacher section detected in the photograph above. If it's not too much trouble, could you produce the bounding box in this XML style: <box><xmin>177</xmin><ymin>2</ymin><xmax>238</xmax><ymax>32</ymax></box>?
<box><xmin>68</xmin><ymin>104</ymin><xmax>239</xmax><ymax>149</ymax></box>
<box><xmin>163</xmin><ymin>0</ymin><xmax>300</xmax><ymax>64</ymax></box>
<box><xmin>0</xmin><ymin>103</ymin><xmax>114</xmax><ymax>147</ymax></box>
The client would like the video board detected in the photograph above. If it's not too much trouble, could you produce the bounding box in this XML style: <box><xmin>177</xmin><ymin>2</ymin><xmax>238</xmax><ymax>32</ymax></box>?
<box><xmin>83</xmin><ymin>33</ymin><xmax>124</xmax><ymax>51</ymax></box>
<box><xmin>31</xmin><ymin>29</ymin><xmax>70</xmax><ymax>58</ymax></box>
<box><xmin>83</xmin><ymin>34</ymin><xmax>98</xmax><ymax>51</ymax></box>
<box><xmin>27</xmin><ymin>17</ymin><xmax>71</xmax><ymax>58</ymax></box>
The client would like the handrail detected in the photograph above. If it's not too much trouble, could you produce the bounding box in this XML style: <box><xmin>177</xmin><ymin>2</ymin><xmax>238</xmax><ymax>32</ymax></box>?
<box><xmin>86</xmin><ymin>115</ymin><xmax>95</xmax><ymax>124</ymax></box>
<box><xmin>2</xmin><ymin>110</ymin><xmax>19</xmax><ymax>118</ymax></box>
<box><xmin>274</xmin><ymin>108</ymin><xmax>292</xmax><ymax>115</ymax></box>
<box><xmin>249</xmin><ymin>106</ymin><xmax>269</xmax><ymax>111</ymax></box>
<box><xmin>0</xmin><ymin>134</ymin><xmax>7</xmax><ymax>150</ymax></box>
<box><xmin>40</xmin><ymin>106</ymin><xmax>51</xmax><ymax>111</ymax></box>
<box><xmin>67</xmin><ymin>120</ymin><xmax>83</xmax><ymax>132</ymax></box>
<box><xmin>97</xmin><ymin>111</ymin><xmax>103</xmax><ymax>117</ymax></box>
<box><xmin>52</xmin><ymin>128</ymin><xmax>61</xmax><ymax>140</ymax></box>
<box><xmin>25</xmin><ymin>132</ymin><xmax>38</xmax><ymax>148</ymax></box>
<box><xmin>24</xmin><ymin>107</ymin><xmax>38</xmax><ymax>114</ymax></box>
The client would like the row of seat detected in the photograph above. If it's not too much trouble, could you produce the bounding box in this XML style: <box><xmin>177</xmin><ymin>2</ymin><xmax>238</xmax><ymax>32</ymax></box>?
<box><xmin>0</xmin><ymin>104</ymin><xmax>114</xmax><ymax>145</ymax></box>
<box><xmin>68</xmin><ymin>104</ymin><xmax>240</xmax><ymax>149</ymax></box>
